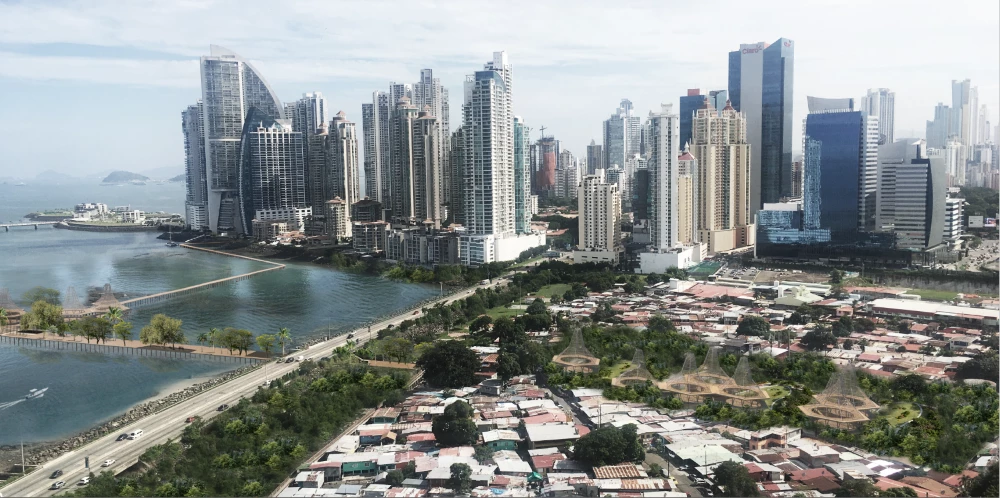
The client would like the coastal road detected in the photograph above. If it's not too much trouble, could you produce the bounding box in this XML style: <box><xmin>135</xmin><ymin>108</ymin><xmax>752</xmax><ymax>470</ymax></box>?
<box><xmin>0</xmin><ymin>279</ymin><xmax>504</xmax><ymax>497</ymax></box>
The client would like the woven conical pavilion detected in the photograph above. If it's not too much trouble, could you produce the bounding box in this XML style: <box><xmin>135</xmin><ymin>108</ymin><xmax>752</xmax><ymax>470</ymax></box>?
<box><xmin>551</xmin><ymin>328</ymin><xmax>600</xmax><ymax>373</ymax></box>
<box><xmin>62</xmin><ymin>286</ymin><xmax>86</xmax><ymax>318</ymax></box>
<box><xmin>799</xmin><ymin>364</ymin><xmax>879</xmax><ymax>430</ymax></box>
<box><xmin>693</xmin><ymin>347</ymin><xmax>736</xmax><ymax>387</ymax></box>
<box><xmin>721</xmin><ymin>357</ymin><xmax>768</xmax><ymax>407</ymax></box>
<box><xmin>612</xmin><ymin>349</ymin><xmax>658</xmax><ymax>387</ymax></box>
<box><xmin>89</xmin><ymin>283</ymin><xmax>127</xmax><ymax>314</ymax></box>
<box><xmin>663</xmin><ymin>352</ymin><xmax>710</xmax><ymax>402</ymax></box>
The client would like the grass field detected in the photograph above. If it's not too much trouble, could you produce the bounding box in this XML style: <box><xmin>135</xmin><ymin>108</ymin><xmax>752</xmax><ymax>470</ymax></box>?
<box><xmin>535</xmin><ymin>284</ymin><xmax>572</xmax><ymax>299</ymax></box>
<box><xmin>604</xmin><ymin>361</ymin><xmax>632</xmax><ymax>379</ymax></box>
<box><xmin>885</xmin><ymin>402</ymin><xmax>919</xmax><ymax>426</ymax></box>
<box><xmin>905</xmin><ymin>289</ymin><xmax>959</xmax><ymax>302</ymax></box>
<box><xmin>763</xmin><ymin>385</ymin><xmax>789</xmax><ymax>407</ymax></box>
<box><xmin>485</xmin><ymin>306</ymin><xmax>523</xmax><ymax>320</ymax></box>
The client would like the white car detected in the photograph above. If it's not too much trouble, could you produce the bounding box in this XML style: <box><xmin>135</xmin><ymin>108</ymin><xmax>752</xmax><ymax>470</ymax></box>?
<box><xmin>78</xmin><ymin>476</ymin><xmax>91</xmax><ymax>486</ymax></box>
<box><xmin>101</xmin><ymin>459</ymin><xmax>116</xmax><ymax>467</ymax></box>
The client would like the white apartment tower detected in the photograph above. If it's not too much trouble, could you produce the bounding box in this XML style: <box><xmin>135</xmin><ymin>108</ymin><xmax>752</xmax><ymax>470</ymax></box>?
<box><xmin>199</xmin><ymin>45</ymin><xmax>284</xmax><ymax>233</ymax></box>
<box><xmin>574</xmin><ymin>175</ymin><xmax>622</xmax><ymax>264</ymax></box>
<box><xmin>862</xmin><ymin>88</ymin><xmax>895</xmax><ymax>145</ymax></box>
<box><xmin>460</xmin><ymin>51</ymin><xmax>544</xmax><ymax>265</ymax></box>
<box><xmin>648</xmin><ymin>104</ymin><xmax>680</xmax><ymax>250</ymax></box>
<box><xmin>691</xmin><ymin>99</ymin><xmax>754</xmax><ymax>253</ymax></box>
<box><xmin>327</xmin><ymin>111</ymin><xmax>361</xmax><ymax>236</ymax></box>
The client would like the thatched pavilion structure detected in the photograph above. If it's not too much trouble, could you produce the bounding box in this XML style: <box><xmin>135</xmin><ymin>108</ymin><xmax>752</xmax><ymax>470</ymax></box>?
<box><xmin>551</xmin><ymin>328</ymin><xmax>600</xmax><ymax>373</ymax></box>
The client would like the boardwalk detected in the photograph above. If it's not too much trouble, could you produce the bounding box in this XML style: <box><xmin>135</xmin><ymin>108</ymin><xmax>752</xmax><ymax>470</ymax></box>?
<box><xmin>0</xmin><ymin>331</ymin><xmax>267</xmax><ymax>364</ymax></box>
<box><xmin>1</xmin><ymin>221</ymin><xmax>59</xmax><ymax>231</ymax></box>
<box><xmin>119</xmin><ymin>244</ymin><xmax>285</xmax><ymax>308</ymax></box>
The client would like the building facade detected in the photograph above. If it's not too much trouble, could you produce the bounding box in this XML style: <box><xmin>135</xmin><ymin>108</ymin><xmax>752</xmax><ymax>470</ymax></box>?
<box><xmin>679</xmin><ymin>88</ymin><xmax>728</xmax><ymax>149</ymax></box>
<box><xmin>238</xmin><ymin>108</ymin><xmax>306</xmax><ymax>235</ymax></box>
<box><xmin>514</xmin><ymin>116</ymin><xmax>532</xmax><ymax>234</ymax></box>
<box><xmin>874</xmin><ymin>138</ymin><xmax>946</xmax><ymax>250</ymax></box>
<box><xmin>200</xmin><ymin>45</ymin><xmax>285</xmax><ymax>233</ymax></box>
<box><xmin>586</xmin><ymin>140</ymin><xmax>603</xmax><ymax>175</ymax></box>
<box><xmin>862</xmin><ymin>88</ymin><xmax>895</xmax><ymax>145</ymax></box>
<box><xmin>728</xmin><ymin>39</ymin><xmax>795</xmax><ymax>214</ymax></box>
<box><xmin>603</xmin><ymin>99</ymin><xmax>640</xmax><ymax>170</ymax></box>
<box><xmin>575</xmin><ymin>175</ymin><xmax>622</xmax><ymax>264</ymax></box>
<box><xmin>182</xmin><ymin>102</ymin><xmax>208</xmax><ymax>230</ymax></box>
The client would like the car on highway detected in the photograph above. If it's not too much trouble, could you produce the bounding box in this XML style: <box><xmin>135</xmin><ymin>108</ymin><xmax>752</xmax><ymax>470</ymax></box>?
<box><xmin>217</xmin><ymin>404</ymin><xmax>229</xmax><ymax>411</ymax></box>
<box><xmin>127</xmin><ymin>429</ymin><xmax>144</xmax><ymax>440</ymax></box>
<box><xmin>115</xmin><ymin>434</ymin><xmax>128</xmax><ymax>441</ymax></box>
<box><xmin>49</xmin><ymin>470</ymin><xmax>63</xmax><ymax>479</ymax></box>
<box><xmin>101</xmin><ymin>459</ymin><xmax>116</xmax><ymax>467</ymax></box>
<box><xmin>284</xmin><ymin>357</ymin><xmax>295</xmax><ymax>363</ymax></box>
<box><xmin>78</xmin><ymin>476</ymin><xmax>90</xmax><ymax>486</ymax></box>
<box><xmin>296</xmin><ymin>355</ymin><xmax>304</xmax><ymax>362</ymax></box>
<box><xmin>347</xmin><ymin>333</ymin><xmax>354</xmax><ymax>339</ymax></box>
<box><xmin>185</xmin><ymin>416</ymin><xmax>200</xmax><ymax>423</ymax></box>
<box><xmin>50</xmin><ymin>481</ymin><xmax>65</xmax><ymax>490</ymax></box>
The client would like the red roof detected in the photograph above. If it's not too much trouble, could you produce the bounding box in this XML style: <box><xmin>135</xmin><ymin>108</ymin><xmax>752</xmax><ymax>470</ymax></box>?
<box><xmin>789</xmin><ymin>468</ymin><xmax>835</xmax><ymax>481</ymax></box>
<box><xmin>531</xmin><ymin>453</ymin><xmax>567</xmax><ymax>471</ymax></box>
<box><xmin>678</xmin><ymin>152</ymin><xmax>696</xmax><ymax>161</ymax></box>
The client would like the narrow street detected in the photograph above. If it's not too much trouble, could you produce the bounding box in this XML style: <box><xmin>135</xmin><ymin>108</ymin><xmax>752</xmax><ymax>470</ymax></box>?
<box><xmin>645</xmin><ymin>451</ymin><xmax>701</xmax><ymax>497</ymax></box>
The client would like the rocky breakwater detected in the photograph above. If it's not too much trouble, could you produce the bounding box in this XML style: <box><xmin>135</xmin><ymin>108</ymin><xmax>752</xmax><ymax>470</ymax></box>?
<box><xmin>0</xmin><ymin>364</ymin><xmax>258</xmax><ymax>474</ymax></box>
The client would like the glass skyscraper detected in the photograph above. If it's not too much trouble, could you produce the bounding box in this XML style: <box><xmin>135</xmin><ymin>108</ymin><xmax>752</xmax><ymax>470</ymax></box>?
<box><xmin>728</xmin><ymin>38</ymin><xmax>794</xmax><ymax>213</ymax></box>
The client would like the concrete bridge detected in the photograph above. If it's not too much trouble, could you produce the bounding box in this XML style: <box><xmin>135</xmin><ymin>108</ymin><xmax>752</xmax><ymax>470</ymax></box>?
<box><xmin>1</xmin><ymin>221</ymin><xmax>59</xmax><ymax>231</ymax></box>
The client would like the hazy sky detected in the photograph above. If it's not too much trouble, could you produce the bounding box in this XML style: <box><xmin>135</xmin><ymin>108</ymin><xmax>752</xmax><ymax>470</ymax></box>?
<box><xmin>0</xmin><ymin>0</ymin><xmax>997</xmax><ymax>178</ymax></box>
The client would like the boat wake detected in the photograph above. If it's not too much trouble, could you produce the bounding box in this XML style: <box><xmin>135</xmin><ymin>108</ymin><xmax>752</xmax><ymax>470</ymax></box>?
<box><xmin>0</xmin><ymin>398</ymin><xmax>25</xmax><ymax>411</ymax></box>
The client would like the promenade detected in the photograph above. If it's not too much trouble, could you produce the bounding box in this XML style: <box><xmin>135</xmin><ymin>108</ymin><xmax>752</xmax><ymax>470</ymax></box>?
<box><xmin>0</xmin><ymin>331</ymin><xmax>267</xmax><ymax>364</ymax></box>
<box><xmin>0</xmin><ymin>277</ymin><xmax>508</xmax><ymax>497</ymax></box>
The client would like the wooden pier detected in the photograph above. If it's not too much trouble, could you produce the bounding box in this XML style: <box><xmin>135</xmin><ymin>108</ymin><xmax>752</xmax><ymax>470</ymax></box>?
<box><xmin>0</xmin><ymin>334</ymin><xmax>263</xmax><ymax>364</ymax></box>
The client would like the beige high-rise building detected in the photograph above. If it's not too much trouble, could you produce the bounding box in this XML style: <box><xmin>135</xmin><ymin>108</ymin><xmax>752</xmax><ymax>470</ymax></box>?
<box><xmin>691</xmin><ymin>99</ymin><xmax>754</xmax><ymax>253</ymax></box>
<box><xmin>574</xmin><ymin>175</ymin><xmax>622</xmax><ymax>264</ymax></box>
<box><xmin>677</xmin><ymin>150</ymin><xmax>697</xmax><ymax>244</ymax></box>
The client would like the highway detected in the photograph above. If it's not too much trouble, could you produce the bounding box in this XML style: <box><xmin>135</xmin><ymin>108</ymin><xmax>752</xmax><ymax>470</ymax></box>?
<box><xmin>0</xmin><ymin>279</ymin><xmax>505</xmax><ymax>497</ymax></box>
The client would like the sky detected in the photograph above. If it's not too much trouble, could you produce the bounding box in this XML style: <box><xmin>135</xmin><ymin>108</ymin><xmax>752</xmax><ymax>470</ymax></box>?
<box><xmin>0</xmin><ymin>0</ymin><xmax>997</xmax><ymax>179</ymax></box>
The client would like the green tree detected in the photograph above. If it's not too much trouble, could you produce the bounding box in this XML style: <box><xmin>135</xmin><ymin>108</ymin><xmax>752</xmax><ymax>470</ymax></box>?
<box><xmin>833</xmin><ymin>478</ymin><xmax>880</xmax><ymax>497</ymax></box>
<box><xmin>208</xmin><ymin>327</ymin><xmax>220</xmax><ymax>349</ymax></box>
<box><xmin>0</xmin><ymin>308</ymin><xmax>7</xmax><ymax>331</ymax></box>
<box><xmin>432</xmin><ymin>401</ymin><xmax>478</xmax><ymax>447</ymax></box>
<box><xmin>829</xmin><ymin>269</ymin><xmax>844</xmax><ymax>284</ymax></box>
<box><xmin>526</xmin><ymin>298</ymin><xmax>547</xmax><ymax>315</ymax></box>
<box><xmin>114</xmin><ymin>320</ymin><xmax>134</xmax><ymax>346</ymax></box>
<box><xmin>572</xmin><ymin>424</ymin><xmax>644</xmax><ymax>466</ymax></box>
<box><xmin>801</xmin><ymin>327</ymin><xmax>838</xmax><ymax>351</ymax></box>
<box><xmin>960</xmin><ymin>461</ymin><xmax>998</xmax><ymax>497</ymax></box>
<box><xmin>417</xmin><ymin>341</ymin><xmax>479</xmax><ymax>388</ymax></box>
<box><xmin>382</xmin><ymin>337</ymin><xmax>414</xmax><ymax>363</ymax></box>
<box><xmin>22</xmin><ymin>286</ymin><xmax>60</xmax><ymax>306</ymax></box>
<box><xmin>20</xmin><ymin>300</ymin><xmax>65</xmax><ymax>333</ymax></box>
<box><xmin>955</xmin><ymin>352</ymin><xmax>998</xmax><ymax>382</ymax></box>
<box><xmin>256</xmin><ymin>333</ymin><xmax>276</xmax><ymax>357</ymax></box>
<box><xmin>140</xmin><ymin>314</ymin><xmax>184</xmax><ymax>348</ymax></box>
<box><xmin>714</xmin><ymin>460</ymin><xmax>760</xmax><ymax>497</ymax></box>
<box><xmin>386</xmin><ymin>470</ymin><xmax>405</xmax><ymax>487</ymax></box>
<box><xmin>240</xmin><ymin>481</ymin><xmax>265</xmax><ymax>497</ymax></box>
<box><xmin>468</xmin><ymin>315</ymin><xmax>493</xmax><ymax>334</ymax></box>
<box><xmin>103</xmin><ymin>306</ymin><xmax>124</xmax><ymax>326</ymax></box>
<box><xmin>736</xmin><ymin>315</ymin><xmax>771</xmax><ymax>337</ymax></box>
<box><xmin>276</xmin><ymin>327</ymin><xmax>291</xmax><ymax>356</ymax></box>
<box><xmin>448</xmin><ymin>463</ymin><xmax>472</xmax><ymax>494</ymax></box>
<box><xmin>72</xmin><ymin>316</ymin><xmax>113</xmax><ymax>344</ymax></box>
<box><xmin>196</xmin><ymin>332</ymin><xmax>208</xmax><ymax>348</ymax></box>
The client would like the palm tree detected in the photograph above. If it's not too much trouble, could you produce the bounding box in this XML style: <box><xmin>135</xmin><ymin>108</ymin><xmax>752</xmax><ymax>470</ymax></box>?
<box><xmin>196</xmin><ymin>332</ymin><xmax>209</xmax><ymax>350</ymax></box>
<box><xmin>0</xmin><ymin>308</ymin><xmax>7</xmax><ymax>333</ymax></box>
<box><xmin>208</xmin><ymin>328</ymin><xmax>220</xmax><ymax>349</ymax></box>
<box><xmin>277</xmin><ymin>328</ymin><xmax>291</xmax><ymax>356</ymax></box>
<box><xmin>104</xmin><ymin>306</ymin><xmax>124</xmax><ymax>325</ymax></box>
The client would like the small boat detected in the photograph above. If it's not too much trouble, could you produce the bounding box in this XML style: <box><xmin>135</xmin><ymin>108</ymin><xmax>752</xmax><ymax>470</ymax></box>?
<box><xmin>166</xmin><ymin>242</ymin><xmax>178</xmax><ymax>247</ymax></box>
<box><xmin>25</xmin><ymin>387</ymin><xmax>49</xmax><ymax>399</ymax></box>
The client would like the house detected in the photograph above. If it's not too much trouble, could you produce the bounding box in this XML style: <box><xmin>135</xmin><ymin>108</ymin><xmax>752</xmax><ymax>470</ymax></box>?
<box><xmin>294</xmin><ymin>471</ymin><xmax>325</xmax><ymax>488</ymax></box>
<box><xmin>743</xmin><ymin>462</ymin><xmax>782</xmax><ymax>482</ymax></box>
<box><xmin>524</xmin><ymin>423</ymin><xmax>580</xmax><ymax>449</ymax></box>
<box><xmin>372</xmin><ymin>407</ymin><xmax>402</xmax><ymax>424</ymax></box>
<box><xmin>482</xmin><ymin>430</ymin><xmax>521</xmax><ymax>451</ymax></box>
<box><xmin>593</xmin><ymin>464</ymin><xmax>646</xmax><ymax>479</ymax></box>
<box><xmin>749</xmin><ymin>426</ymin><xmax>801</xmax><ymax>450</ymax></box>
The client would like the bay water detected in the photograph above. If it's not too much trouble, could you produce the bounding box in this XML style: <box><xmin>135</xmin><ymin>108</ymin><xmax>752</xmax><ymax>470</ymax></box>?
<box><xmin>0</xmin><ymin>182</ymin><xmax>437</xmax><ymax>444</ymax></box>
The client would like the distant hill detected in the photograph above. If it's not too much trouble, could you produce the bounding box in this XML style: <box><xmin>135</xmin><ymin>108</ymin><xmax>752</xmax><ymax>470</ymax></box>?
<box><xmin>35</xmin><ymin>169</ymin><xmax>81</xmax><ymax>184</ymax></box>
<box><xmin>169</xmin><ymin>174</ymin><xmax>185</xmax><ymax>182</ymax></box>
<box><xmin>102</xmin><ymin>170</ymin><xmax>150</xmax><ymax>183</ymax></box>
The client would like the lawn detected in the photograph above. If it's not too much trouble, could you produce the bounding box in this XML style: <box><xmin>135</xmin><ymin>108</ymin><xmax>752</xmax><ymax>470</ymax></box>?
<box><xmin>884</xmin><ymin>402</ymin><xmax>919</xmax><ymax>426</ymax></box>
<box><xmin>763</xmin><ymin>385</ymin><xmax>789</xmax><ymax>407</ymax></box>
<box><xmin>485</xmin><ymin>306</ymin><xmax>523</xmax><ymax>320</ymax></box>
<box><xmin>905</xmin><ymin>288</ymin><xmax>959</xmax><ymax>302</ymax></box>
<box><xmin>604</xmin><ymin>361</ymin><xmax>632</xmax><ymax>379</ymax></box>
<box><xmin>535</xmin><ymin>284</ymin><xmax>572</xmax><ymax>299</ymax></box>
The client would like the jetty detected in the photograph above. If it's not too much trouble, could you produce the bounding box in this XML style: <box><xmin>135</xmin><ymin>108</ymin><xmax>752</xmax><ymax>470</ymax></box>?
<box><xmin>0</xmin><ymin>332</ymin><xmax>265</xmax><ymax>364</ymax></box>
<box><xmin>0</xmin><ymin>221</ymin><xmax>59</xmax><ymax>231</ymax></box>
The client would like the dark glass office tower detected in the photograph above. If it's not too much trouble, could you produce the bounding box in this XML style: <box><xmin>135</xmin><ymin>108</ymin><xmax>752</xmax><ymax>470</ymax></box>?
<box><xmin>804</xmin><ymin>108</ymin><xmax>872</xmax><ymax>239</ymax></box>
<box><xmin>728</xmin><ymin>38</ymin><xmax>794</xmax><ymax>212</ymax></box>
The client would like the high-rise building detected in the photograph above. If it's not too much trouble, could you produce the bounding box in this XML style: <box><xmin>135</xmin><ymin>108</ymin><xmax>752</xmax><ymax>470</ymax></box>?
<box><xmin>413</xmin><ymin>69</ymin><xmax>451</xmax><ymax>215</ymax></box>
<box><xmin>691</xmin><ymin>99</ymin><xmax>754</xmax><ymax>253</ymax></box>
<box><xmin>952</xmin><ymin>79</ymin><xmax>979</xmax><ymax>146</ymax></box>
<box><xmin>389</xmin><ymin>97</ymin><xmax>418</xmax><ymax>221</ymax></box>
<box><xmin>199</xmin><ymin>45</ymin><xmax>285</xmax><ymax>233</ymax></box>
<box><xmin>306</xmin><ymin>123</ymin><xmax>330</xmax><ymax>233</ymax></box>
<box><xmin>862</xmin><ymin>88</ymin><xmax>895</xmax><ymax>145</ymax></box>
<box><xmin>514</xmin><ymin>117</ymin><xmax>532</xmax><ymax>234</ymax></box>
<box><xmin>574</xmin><ymin>175</ymin><xmax>622</xmax><ymax>264</ymax></box>
<box><xmin>326</xmin><ymin>111</ymin><xmax>361</xmax><ymax>235</ymax></box>
<box><xmin>238</xmin><ymin>108</ymin><xmax>307</xmax><ymax>234</ymax></box>
<box><xmin>459</xmin><ymin>52</ymin><xmax>544</xmax><ymax>264</ymax></box>
<box><xmin>647</xmin><ymin>104</ymin><xmax>679</xmax><ymax>251</ymax></box>
<box><xmin>874</xmin><ymin>138</ymin><xmax>946</xmax><ymax>250</ymax></box>
<box><xmin>182</xmin><ymin>102</ymin><xmax>208</xmax><ymax>230</ymax></box>
<box><xmin>803</xmin><ymin>97</ymin><xmax>879</xmax><ymax>239</ymax></box>
<box><xmin>679</xmin><ymin>89</ymin><xmax>728</xmax><ymax>149</ymax></box>
<box><xmin>676</xmin><ymin>150</ymin><xmax>697</xmax><ymax>245</ymax></box>
<box><xmin>791</xmin><ymin>160</ymin><xmax>803</xmax><ymax>198</ymax></box>
<box><xmin>926</xmin><ymin>103</ymin><xmax>951</xmax><ymax>149</ymax></box>
<box><xmin>449</xmin><ymin>127</ymin><xmax>466</xmax><ymax>225</ymax></box>
<box><xmin>603</xmin><ymin>99</ymin><xmax>641</xmax><ymax>170</ymax></box>
<box><xmin>410</xmin><ymin>108</ymin><xmax>444</xmax><ymax>226</ymax></box>
<box><xmin>586</xmin><ymin>140</ymin><xmax>603</xmax><ymax>175</ymax></box>
<box><xmin>532</xmin><ymin>135</ymin><xmax>559</xmax><ymax>196</ymax></box>
<box><xmin>943</xmin><ymin>189</ymin><xmax>964</xmax><ymax>249</ymax></box>
<box><xmin>361</xmin><ymin>91</ymin><xmax>391</xmax><ymax>203</ymax></box>
<box><xmin>728</xmin><ymin>38</ymin><xmax>795</xmax><ymax>213</ymax></box>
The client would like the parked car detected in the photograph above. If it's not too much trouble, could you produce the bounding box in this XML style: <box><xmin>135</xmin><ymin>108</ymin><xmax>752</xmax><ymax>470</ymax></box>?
<box><xmin>50</xmin><ymin>481</ymin><xmax>65</xmax><ymax>490</ymax></box>
<box><xmin>101</xmin><ymin>459</ymin><xmax>116</xmax><ymax>467</ymax></box>
<box><xmin>49</xmin><ymin>470</ymin><xmax>63</xmax><ymax>479</ymax></box>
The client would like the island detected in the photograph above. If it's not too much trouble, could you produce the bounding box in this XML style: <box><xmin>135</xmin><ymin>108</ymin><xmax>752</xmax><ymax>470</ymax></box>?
<box><xmin>102</xmin><ymin>170</ymin><xmax>149</xmax><ymax>184</ymax></box>
<box><xmin>168</xmin><ymin>174</ymin><xmax>185</xmax><ymax>182</ymax></box>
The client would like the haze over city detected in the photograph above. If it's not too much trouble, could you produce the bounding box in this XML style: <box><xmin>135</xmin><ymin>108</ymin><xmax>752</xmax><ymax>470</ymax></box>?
<box><xmin>0</xmin><ymin>0</ymin><xmax>997</xmax><ymax>177</ymax></box>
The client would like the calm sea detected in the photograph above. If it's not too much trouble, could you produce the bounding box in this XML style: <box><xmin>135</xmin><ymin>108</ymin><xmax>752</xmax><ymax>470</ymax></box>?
<box><xmin>0</xmin><ymin>182</ymin><xmax>437</xmax><ymax>444</ymax></box>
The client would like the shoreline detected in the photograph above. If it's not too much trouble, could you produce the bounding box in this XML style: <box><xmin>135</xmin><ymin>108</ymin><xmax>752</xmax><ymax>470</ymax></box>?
<box><xmin>0</xmin><ymin>364</ymin><xmax>254</xmax><ymax>474</ymax></box>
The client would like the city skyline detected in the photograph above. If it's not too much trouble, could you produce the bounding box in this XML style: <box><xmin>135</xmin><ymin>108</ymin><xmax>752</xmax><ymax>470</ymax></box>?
<box><xmin>1</xmin><ymin>0</ymin><xmax>998</xmax><ymax>177</ymax></box>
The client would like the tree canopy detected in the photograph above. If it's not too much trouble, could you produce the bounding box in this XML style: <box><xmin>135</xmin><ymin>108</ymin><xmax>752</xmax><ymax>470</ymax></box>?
<box><xmin>714</xmin><ymin>461</ymin><xmax>760</xmax><ymax>497</ymax></box>
<box><xmin>572</xmin><ymin>424</ymin><xmax>644</xmax><ymax>466</ymax></box>
<box><xmin>22</xmin><ymin>286</ymin><xmax>60</xmax><ymax>306</ymax></box>
<box><xmin>736</xmin><ymin>315</ymin><xmax>770</xmax><ymax>337</ymax></box>
<box><xmin>139</xmin><ymin>314</ymin><xmax>185</xmax><ymax>348</ymax></box>
<box><xmin>432</xmin><ymin>401</ymin><xmax>478</xmax><ymax>447</ymax></box>
<box><xmin>417</xmin><ymin>341</ymin><xmax>479</xmax><ymax>388</ymax></box>
<box><xmin>20</xmin><ymin>300</ymin><xmax>65</xmax><ymax>332</ymax></box>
